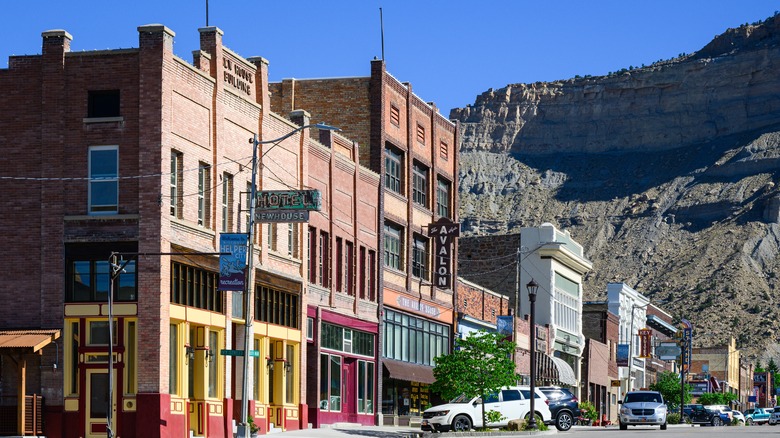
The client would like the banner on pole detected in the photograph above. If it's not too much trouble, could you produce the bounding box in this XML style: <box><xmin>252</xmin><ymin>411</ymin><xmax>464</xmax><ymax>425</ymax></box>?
<box><xmin>219</xmin><ymin>233</ymin><xmax>248</xmax><ymax>291</ymax></box>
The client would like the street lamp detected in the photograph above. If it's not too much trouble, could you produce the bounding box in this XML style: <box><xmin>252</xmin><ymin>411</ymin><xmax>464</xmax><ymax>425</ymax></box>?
<box><xmin>238</xmin><ymin>122</ymin><xmax>339</xmax><ymax>438</ymax></box>
<box><xmin>526</xmin><ymin>279</ymin><xmax>539</xmax><ymax>429</ymax></box>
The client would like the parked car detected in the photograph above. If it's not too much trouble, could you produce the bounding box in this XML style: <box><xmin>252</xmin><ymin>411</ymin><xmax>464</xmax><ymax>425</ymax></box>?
<box><xmin>731</xmin><ymin>410</ymin><xmax>745</xmax><ymax>425</ymax></box>
<box><xmin>538</xmin><ymin>386</ymin><xmax>580</xmax><ymax>431</ymax></box>
<box><xmin>681</xmin><ymin>404</ymin><xmax>722</xmax><ymax>426</ymax></box>
<box><xmin>618</xmin><ymin>391</ymin><xmax>668</xmax><ymax>430</ymax></box>
<box><xmin>770</xmin><ymin>406</ymin><xmax>780</xmax><ymax>425</ymax></box>
<box><xmin>420</xmin><ymin>386</ymin><xmax>552</xmax><ymax>432</ymax></box>
<box><xmin>744</xmin><ymin>407</ymin><xmax>771</xmax><ymax>425</ymax></box>
<box><xmin>704</xmin><ymin>405</ymin><xmax>733</xmax><ymax>426</ymax></box>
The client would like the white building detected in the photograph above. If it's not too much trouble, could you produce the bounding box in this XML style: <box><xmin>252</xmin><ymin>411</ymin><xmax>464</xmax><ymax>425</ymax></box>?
<box><xmin>519</xmin><ymin>223</ymin><xmax>592</xmax><ymax>397</ymax></box>
<box><xmin>607</xmin><ymin>283</ymin><xmax>650</xmax><ymax>393</ymax></box>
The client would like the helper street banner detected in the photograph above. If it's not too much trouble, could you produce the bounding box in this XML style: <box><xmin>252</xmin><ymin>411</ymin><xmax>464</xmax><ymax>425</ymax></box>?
<box><xmin>427</xmin><ymin>218</ymin><xmax>460</xmax><ymax>289</ymax></box>
<box><xmin>219</xmin><ymin>233</ymin><xmax>248</xmax><ymax>291</ymax></box>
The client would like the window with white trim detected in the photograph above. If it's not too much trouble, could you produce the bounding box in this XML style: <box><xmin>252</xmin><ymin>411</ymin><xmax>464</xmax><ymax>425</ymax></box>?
<box><xmin>197</xmin><ymin>163</ymin><xmax>211</xmax><ymax>227</ymax></box>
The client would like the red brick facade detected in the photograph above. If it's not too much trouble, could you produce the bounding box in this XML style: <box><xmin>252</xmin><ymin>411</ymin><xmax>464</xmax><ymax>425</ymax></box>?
<box><xmin>269</xmin><ymin>60</ymin><xmax>459</xmax><ymax>424</ymax></box>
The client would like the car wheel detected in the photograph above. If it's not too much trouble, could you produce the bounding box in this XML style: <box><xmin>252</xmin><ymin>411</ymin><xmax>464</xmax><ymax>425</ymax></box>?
<box><xmin>555</xmin><ymin>410</ymin><xmax>574</xmax><ymax>431</ymax></box>
<box><xmin>452</xmin><ymin>415</ymin><xmax>472</xmax><ymax>432</ymax></box>
<box><xmin>747</xmin><ymin>418</ymin><xmax>754</xmax><ymax>425</ymax></box>
<box><xmin>712</xmin><ymin>416</ymin><xmax>722</xmax><ymax>426</ymax></box>
<box><xmin>661</xmin><ymin>423</ymin><xmax>667</xmax><ymax>430</ymax></box>
<box><xmin>619</xmin><ymin>421</ymin><xmax>627</xmax><ymax>431</ymax></box>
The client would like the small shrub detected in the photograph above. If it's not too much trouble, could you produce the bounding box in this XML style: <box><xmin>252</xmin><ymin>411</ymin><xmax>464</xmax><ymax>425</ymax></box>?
<box><xmin>667</xmin><ymin>413</ymin><xmax>681</xmax><ymax>424</ymax></box>
<box><xmin>579</xmin><ymin>401</ymin><xmax>598</xmax><ymax>422</ymax></box>
<box><xmin>485</xmin><ymin>410</ymin><xmax>505</xmax><ymax>425</ymax></box>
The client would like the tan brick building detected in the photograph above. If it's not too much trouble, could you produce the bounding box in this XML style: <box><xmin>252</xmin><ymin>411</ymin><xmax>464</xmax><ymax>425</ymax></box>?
<box><xmin>0</xmin><ymin>24</ymin><xmax>387</xmax><ymax>438</ymax></box>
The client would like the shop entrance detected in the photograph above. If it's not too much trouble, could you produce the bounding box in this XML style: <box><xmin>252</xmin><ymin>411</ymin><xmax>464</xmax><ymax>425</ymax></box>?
<box><xmin>85</xmin><ymin>369</ymin><xmax>117</xmax><ymax>438</ymax></box>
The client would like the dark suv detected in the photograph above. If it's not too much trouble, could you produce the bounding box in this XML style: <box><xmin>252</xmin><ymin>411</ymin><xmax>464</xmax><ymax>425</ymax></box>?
<box><xmin>538</xmin><ymin>386</ymin><xmax>580</xmax><ymax>431</ymax></box>
<box><xmin>682</xmin><ymin>404</ymin><xmax>723</xmax><ymax>426</ymax></box>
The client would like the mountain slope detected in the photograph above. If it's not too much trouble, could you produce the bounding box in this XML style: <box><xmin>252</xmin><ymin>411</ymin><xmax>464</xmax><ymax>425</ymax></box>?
<box><xmin>452</xmin><ymin>14</ymin><xmax>780</xmax><ymax>356</ymax></box>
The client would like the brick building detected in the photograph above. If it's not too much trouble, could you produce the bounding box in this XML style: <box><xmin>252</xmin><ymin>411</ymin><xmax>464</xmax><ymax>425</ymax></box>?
<box><xmin>582</xmin><ymin>301</ymin><xmax>621</xmax><ymax>424</ymax></box>
<box><xmin>0</xmin><ymin>24</ymin><xmax>391</xmax><ymax>438</ymax></box>
<box><xmin>269</xmin><ymin>61</ymin><xmax>460</xmax><ymax>425</ymax></box>
<box><xmin>303</xmin><ymin>110</ymin><xmax>382</xmax><ymax>427</ymax></box>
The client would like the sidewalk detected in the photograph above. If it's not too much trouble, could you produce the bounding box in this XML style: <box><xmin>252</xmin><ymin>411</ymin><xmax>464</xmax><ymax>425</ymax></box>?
<box><xmin>272</xmin><ymin>424</ymin><xmax>422</xmax><ymax>438</ymax></box>
<box><xmin>272</xmin><ymin>423</ymin><xmax>559</xmax><ymax>437</ymax></box>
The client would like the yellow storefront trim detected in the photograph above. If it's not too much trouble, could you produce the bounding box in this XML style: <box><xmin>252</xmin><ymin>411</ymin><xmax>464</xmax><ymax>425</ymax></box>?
<box><xmin>64</xmin><ymin>398</ymin><xmax>79</xmax><ymax>411</ymax></box>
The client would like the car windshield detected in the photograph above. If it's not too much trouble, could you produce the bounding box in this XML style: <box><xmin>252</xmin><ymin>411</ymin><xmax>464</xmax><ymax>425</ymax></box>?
<box><xmin>624</xmin><ymin>393</ymin><xmax>662</xmax><ymax>403</ymax></box>
<box><xmin>449</xmin><ymin>394</ymin><xmax>473</xmax><ymax>403</ymax></box>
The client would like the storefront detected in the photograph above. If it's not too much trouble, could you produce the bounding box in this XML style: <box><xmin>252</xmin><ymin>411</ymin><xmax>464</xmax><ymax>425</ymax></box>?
<box><xmin>307</xmin><ymin>308</ymin><xmax>379</xmax><ymax>427</ymax></box>
<box><xmin>380</xmin><ymin>295</ymin><xmax>451</xmax><ymax>426</ymax></box>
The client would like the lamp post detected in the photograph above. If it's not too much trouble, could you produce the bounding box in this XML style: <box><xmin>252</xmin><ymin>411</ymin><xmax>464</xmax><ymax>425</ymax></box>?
<box><xmin>526</xmin><ymin>279</ymin><xmax>539</xmax><ymax>429</ymax></box>
<box><xmin>238</xmin><ymin>122</ymin><xmax>338</xmax><ymax>438</ymax></box>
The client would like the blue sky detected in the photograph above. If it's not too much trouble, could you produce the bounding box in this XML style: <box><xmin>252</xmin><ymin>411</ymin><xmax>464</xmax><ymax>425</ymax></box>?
<box><xmin>2</xmin><ymin>1</ymin><xmax>778</xmax><ymax>114</ymax></box>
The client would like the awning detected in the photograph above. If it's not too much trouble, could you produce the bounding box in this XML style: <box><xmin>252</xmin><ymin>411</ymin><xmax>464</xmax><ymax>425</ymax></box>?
<box><xmin>646</xmin><ymin>314</ymin><xmax>678</xmax><ymax>337</ymax></box>
<box><xmin>0</xmin><ymin>329</ymin><xmax>60</xmax><ymax>353</ymax></box>
<box><xmin>383</xmin><ymin>359</ymin><xmax>435</xmax><ymax>384</ymax></box>
<box><xmin>535</xmin><ymin>351</ymin><xmax>559</xmax><ymax>382</ymax></box>
<box><xmin>551</xmin><ymin>356</ymin><xmax>577</xmax><ymax>386</ymax></box>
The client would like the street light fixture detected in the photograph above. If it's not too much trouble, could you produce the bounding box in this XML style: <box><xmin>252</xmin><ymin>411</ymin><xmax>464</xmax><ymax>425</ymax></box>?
<box><xmin>526</xmin><ymin>279</ymin><xmax>539</xmax><ymax>429</ymax></box>
<box><xmin>238</xmin><ymin>122</ymin><xmax>339</xmax><ymax>438</ymax></box>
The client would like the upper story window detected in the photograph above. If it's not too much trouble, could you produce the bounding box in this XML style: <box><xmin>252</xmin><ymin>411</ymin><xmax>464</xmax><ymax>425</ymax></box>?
<box><xmin>267</xmin><ymin>223</ymin><xmax>277</xmax><ymax>251</ymax></box>
<box><xmin>436</xmin><ymin>177</ymin><xmax>451</xmax><ymax>219</ymax></box>
<box><xmin>412</xmin><ymin>234</ymin><xmax>429</xmax><ymax>280</ymax></box>
<box><xmin>412</xmin><ymin>162</ymin><xmax>428</xmax><ymax>207</ymax></box>
<box><xmin>221</xmin><ymin>172</ymin><xmax>233</xmax><ymax>232</ymax></box>
<box><xmin>308</xmin><ymin>227</ymin><xmax>317</xmax><ymax>283</ymax></box>
<box><xmin>256</xmin><ymin>285</ymin><xmax>299</xmax><ymax>329</ymax></box>
<box><xmin>66</xmin><ymin>243</ymin><xmax>137</xmax><ymax>303</ymax></box>
<box><xmin>197</xmin><ymin>163</ymin><xmax>211</xmax><ymax>227</ymax></box>
<box><xmin>88</xmin><ymin>90</ymin><xmax>120</xmax><ymax>118</ymax></box>
<box><xmin>170</xmin><ymin>261</ymin><xmax>223</xmax><ymax>313</ymax></box>
<box><xmin>170</xmin><ymin>151</ymin><xmax>183</xmax><ymax>218</ymax></box>
<box><xmin>319</xmin><ymin>231</ymin><xmax>330</xmax><ymax>287</ymax></box>
<box><xmin>384</xmin><ymin>222</ymin><xmax>403</xmax><ymax>271</ymax></box>
<box><xmin>288</xmin><ymin>223</ymin><xmax>298</xmax><ymax>258</ymax></box>
<box><xmin>384</xmin><ymin>145</ymin><xmax>402</xmax><ymax>194</ymax></box>
<box><xmin>88</xmin><ymin>146</ymin><xmax>118</xmax><ymax>215</ymax></box>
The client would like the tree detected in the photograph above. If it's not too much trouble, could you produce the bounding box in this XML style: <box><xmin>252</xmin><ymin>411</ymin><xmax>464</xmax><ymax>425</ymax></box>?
<box><xmin>698</xmin><ymin>391</ymin><xmax>737</xmax><ymax>406</ymax></box>
<box><xmin>768</xmin><ymin>358</ymin><xmax>779</xmax><ymax>374</ymax></box>
<box><xmin>431</xmin><ymin>330</ymin><xmax>518</xmax><ymax>429</ymax></box>
<box><xmin>649</xmin><ymin>371</ymin><xmax>690</xmax><ymax>412</ymax></box>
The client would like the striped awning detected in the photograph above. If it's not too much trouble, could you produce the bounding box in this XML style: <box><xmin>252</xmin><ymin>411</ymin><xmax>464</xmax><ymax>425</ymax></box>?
<box><xmin>0</xmin><ymin>329</ymin><xmax>60</xmax><ymax>353</ymax></box>
<box><xmin>534</xmin><ymin>352</ymin><xmax>577</xmax><ymax>386</ymax></box>
<box><xmin>551</xmin><ymin>356</ymin><xmax>577</xmax><ymax>386</ymax></box>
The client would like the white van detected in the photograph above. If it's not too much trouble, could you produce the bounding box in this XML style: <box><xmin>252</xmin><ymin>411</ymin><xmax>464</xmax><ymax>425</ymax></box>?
<box><xmin>420</xmin><ymin>386</ymin><xmax>551</xmax><ymax>432</ymax></box>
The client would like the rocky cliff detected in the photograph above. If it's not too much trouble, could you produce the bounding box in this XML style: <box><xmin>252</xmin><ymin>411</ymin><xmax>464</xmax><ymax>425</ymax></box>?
<box><xmin>452</xmin><ymin>13</ymin><xmax>780</xmax><ymax>357</ymax></box>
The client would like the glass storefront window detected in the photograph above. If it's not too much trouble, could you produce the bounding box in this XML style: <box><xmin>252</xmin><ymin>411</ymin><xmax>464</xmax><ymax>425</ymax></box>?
<box><xmin>319</xmin><ymin>353</ymin><xmax>342</xmax><ymax>411</ymax></box>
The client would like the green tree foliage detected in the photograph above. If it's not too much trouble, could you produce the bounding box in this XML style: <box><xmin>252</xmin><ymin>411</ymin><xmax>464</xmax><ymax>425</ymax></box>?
<box><xmin>697</xmin><ymin>391</ymin><xmax>737</xmax><ymax>406</ymax></box>
<box><xmin>649</xmin><ymin>371</ymin><xmax>690</xmax><ymax>412</ymax></box>
<box><xmin>431</xmin><ymin>330</ymin><xmax>519</xmax><ymax>429</ymax></box>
